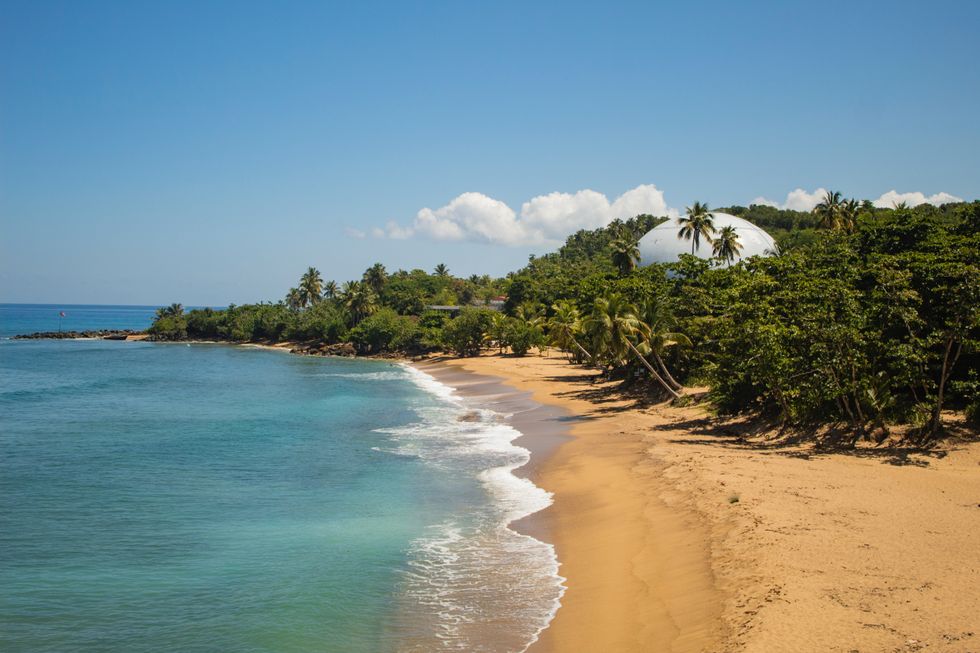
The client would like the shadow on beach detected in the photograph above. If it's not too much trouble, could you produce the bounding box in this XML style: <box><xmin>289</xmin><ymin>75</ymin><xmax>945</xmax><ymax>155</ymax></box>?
<box><xmin>531</xmin><ymin>362</ymin><xmax>978</xmax><ymax>468</ymax></box>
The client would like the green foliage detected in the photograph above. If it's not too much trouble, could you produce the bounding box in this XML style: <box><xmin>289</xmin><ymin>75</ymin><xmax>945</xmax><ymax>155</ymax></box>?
<box><xmin>700</xmin><ymin>204</ymin><xmax>980</xmax><ymax>436</ymax></box>
<box><xmin>149</xmin><ymin>198</ymin><xmax>980</xmax><ymax>439</ymax></box>
<box><xmin>441</xmin><ymin>308</ymin><xmax>495</xmax><ymax>356</ymax></box>
<box><xmin>286</xmin><ymin>302</ymin><xmax>348</xmax><ymax>342</ymax></box>
<box><xmin>348</xmin><ymin>308</ymin><xmax>419</xmax><ymax>353</ymax></box>
<box><xmin>148</xmin><ymin>315</ymin><xmax>187</xmax><ymax>340</ymax></box>
<box><xmin>504</xmin><ymin>319</ymin><xmax>543</xmax><ymax>356</ymax></box>
<box><xmin>148</xmin><ymin>303</ymin><xmax>187</xmax><ymax>340</ymax></box>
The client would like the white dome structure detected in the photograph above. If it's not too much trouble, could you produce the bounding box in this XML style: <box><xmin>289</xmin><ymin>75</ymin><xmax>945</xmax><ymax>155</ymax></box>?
<box><xmin>638</xmin><ymin>212</ymin><xmax>777</xmax><ymax>266</ymax></box>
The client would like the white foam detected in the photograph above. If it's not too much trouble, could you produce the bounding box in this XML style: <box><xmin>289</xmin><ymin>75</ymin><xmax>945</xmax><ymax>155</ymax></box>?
<box><xmin>392</xmin><ymin>364</ymin><xmax>566</xmax><ymax>652</ymax></box>
<box><xmin>317</xmin><ymin>370</ymin><xmax>408</xmax><ymax>381</ymax></box>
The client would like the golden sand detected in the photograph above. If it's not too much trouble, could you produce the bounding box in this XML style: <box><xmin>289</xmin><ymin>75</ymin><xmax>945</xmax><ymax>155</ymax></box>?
<box><xmin>428</xmin><ymin>353</ymin><xmax>980</xmax><ymax>653</ymax></box>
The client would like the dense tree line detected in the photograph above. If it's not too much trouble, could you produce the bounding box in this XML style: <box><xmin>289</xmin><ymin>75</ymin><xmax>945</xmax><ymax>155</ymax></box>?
<box><xmin>150</xmin><ymin>198</ymin><xmax>980</xmax><ymax>440</ymax></box>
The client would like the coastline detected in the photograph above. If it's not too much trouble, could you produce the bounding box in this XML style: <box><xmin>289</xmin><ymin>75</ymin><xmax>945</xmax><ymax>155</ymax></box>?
<box><xmin>419</xmin><ymin>353</ymin><xmax>980</xmax><ymax>653</ymax></box>
<box><xmin>412</xmin><ymin>358</ymin><xmax>572</xmax><ymax>651</ymax></box>
<box><xmin>415</xmin><ymin>355</ymin><xmax>725</xmax><ymax>653</ymax></box>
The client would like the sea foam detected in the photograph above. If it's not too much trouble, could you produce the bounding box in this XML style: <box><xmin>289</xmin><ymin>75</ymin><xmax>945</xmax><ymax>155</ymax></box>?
<box><xmin>380</xmin><ymin>363</ymin><xmax>565</xmax><ymax>652</ymax></box>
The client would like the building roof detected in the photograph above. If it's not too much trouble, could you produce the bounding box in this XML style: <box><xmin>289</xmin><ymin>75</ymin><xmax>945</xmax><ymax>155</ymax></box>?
<box><xmin>638</xmin><ymin>212</ymin><xmax>777</xmax><ymax>266</ymax></box>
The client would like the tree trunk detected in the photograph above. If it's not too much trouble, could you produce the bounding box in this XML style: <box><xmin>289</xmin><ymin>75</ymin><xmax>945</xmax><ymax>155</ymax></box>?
<box><xmin>928</xmin><ymin>335</ymin><xmax>962</xmax><ymax>438</ymax></box>
<box><xmin>653</xmin><ymin>351</ymin><xmax>683</xmax><ymax>390</ymax></box>
<box><xmin>625</xmin><ymin>339</ymin><xmax>680</xmax><ymax>399</ymax></box>
<box><xmin>568</xmin><ymin>332</ymin><xmax>595</xmax><ymax>365</ymax></box>
<box><xmin>829</xmin><ymin>367</ymin><xmax>856</xmax><ymax>423</ymax></box>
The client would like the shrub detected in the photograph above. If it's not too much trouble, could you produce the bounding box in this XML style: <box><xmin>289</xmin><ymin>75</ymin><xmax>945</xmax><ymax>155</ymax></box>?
<box><xmin>504</xmin><ymin>319</ymin><xmax>543</xmax><ymax>356</ymax></box>
<box><xmin>441</xmin><ymin>308</ymin><xmax>494</xmax><ymax>356</ymax></box>
<box><xmin>349</xmin><ymin>308</ymin><xmax>419</xmax><ymax>353</ymax></box>
<box><xmin>147</xmin><ymin>316</ymin><xmax>187</xmax><ymax>340</ymax></box>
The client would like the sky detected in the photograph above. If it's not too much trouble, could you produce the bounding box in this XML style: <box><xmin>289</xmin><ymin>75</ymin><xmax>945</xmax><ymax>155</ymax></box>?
<box><xmin>1</xmin><ymin>1</ymin><xmax>978</xmax><ymax>305</ymax></box>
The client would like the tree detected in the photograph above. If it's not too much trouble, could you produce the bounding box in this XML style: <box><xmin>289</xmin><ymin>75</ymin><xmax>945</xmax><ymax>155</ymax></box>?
<box><xmin>840</xmin><ymin>198</ymin><xmax>860</xmax><ymax>232</ymax></box>
<box><xmin>285</xmin><ymin>288</ymin><xmax>303</xmax><ymax>311</ymax></box>
<box><xmin>323</xmin><ymin>280</ymin><xmax>339</xmax><ymax>299</ymax></box>
<box><xmin>814</xmin><ymin>190</ymin><xmax>846</xmax><ymax>230</ymax></box>
<box><xmin>149</xmin><ymin>303</ymin><xmax>187</xmax><ymax>340</ymax></box>
<box><xmin>547</xmin><ymin>300</ymin><xmax>593</xmax><ymax>363</ymax></box>
<box><xmin>441</xmin><ymin>308</ymin><xmax>494</xmax><ymax>356</ymax></box>
<box><xmin>341</xmin><ymin>280</ymin><xmax>378</xmax><ymax>325</ymax></box>
<box><xmin>299</xmin><ymin>267</ymin><xmax>324</xmax><ymax>307</ymax></box>
<box><xmin>506</xmin><ymin>303</ymin><xmax>545</xmax><ymax>356</ymax></box>
<box><xmin>678</xmin><ymin>202</ymin><xmax>716</xmax><ymax>254</ymax></box>
<box><xmin>584</xmin><ymin>293</ymin><xmax>681</xmax><ymax>398</ymax></box>
<box><xmin>156</xmin><ymin>303</ymin><xmax>184</xmax><ymax>319</ymax></box>
<box><xmin>610</xmin><ymin>236</ymin><xmax>640</xmax><ymax>276</ymax></box>
<box><xmin>363</xmin><ymin>263</ymin><xmax>387</xmax><ymax>296</ymax></box>
<box><xmin>712</xmin><ymin>225</ymin><xmax>743</xmax><ymax>266</ymax></box>
<box><xmin>348</xmin><ymin>307</ymin><xmax>419</xmax><ymax>353</ymax></box>
<box><xmin>637</xmin><ymin>296</ymin><xmax>690</xmax><ymax>391</ymax></box>
<box><xmin>434</xmin><ymin>263</ymin><xmax>449</xmax><ymax>277</ymax></box>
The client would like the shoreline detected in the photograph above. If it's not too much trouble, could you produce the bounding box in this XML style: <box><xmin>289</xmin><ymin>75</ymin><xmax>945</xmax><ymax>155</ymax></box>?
<box><xmin>415</xmin><ymin>355</ymin><xmax>725</xmax><ymax>652</ymax></box>
<box><xmin>420</xmin><ymin>353</ymin><xmax>980</xmax><ymax>653</ymax></box>
<box><xmin>412</xmin><ymin>358</ymin><xmax>572</xmax><ymax>651</ymax></box>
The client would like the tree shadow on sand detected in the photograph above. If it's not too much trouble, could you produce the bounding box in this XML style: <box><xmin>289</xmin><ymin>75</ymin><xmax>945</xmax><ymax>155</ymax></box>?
<box><xmin>658</xmin><ymin>414</ymin><xmax>965</xmax><ymax>467</ymax></box>
<box><xmin>545</xmin><ymin>368</ymin><xmax>976</xmax><ymax>467</ymax></box>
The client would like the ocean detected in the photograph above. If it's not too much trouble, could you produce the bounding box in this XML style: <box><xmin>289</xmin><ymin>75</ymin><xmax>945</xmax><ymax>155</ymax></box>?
<box><xmin>0</xmin><ymin>304</ymin><xmax>562</xmax><ymax>652</ymax></box>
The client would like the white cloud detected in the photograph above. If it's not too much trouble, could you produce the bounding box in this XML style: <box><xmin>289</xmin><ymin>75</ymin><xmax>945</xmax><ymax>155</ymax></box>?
<box><xmin>752</xmin><ymin>187</ymin><xmax>964</xmax><ymax>211</ymax></box>
<box><xmin>345</xmin><ymin>227</ymin><xmax>366</xmax><ymax>239</ymax></box>
<box><xmin>368</xmin><ymin>184</ymin><xmax>676</xmax><ymax>246</ymax></box>
<box><xmin>872</xmin><ymin>190</ymin><xmax>963</xmax><ymax>208</ymax></box>
<box><xmin>751</xmin><ymin>188</ymin><xmax>829</xmax><ymax>212</ymax></box>
<box><xmin>749</xmin><ymin>196</ymin><xmax>780</xmax><ymax>208</ymax></box>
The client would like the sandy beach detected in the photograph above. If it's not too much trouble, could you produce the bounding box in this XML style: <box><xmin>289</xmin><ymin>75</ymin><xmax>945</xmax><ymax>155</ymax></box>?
<box><xmin>418</xmin><ymin>353</ymin><xmax>980</xmax><ymax>653</ymax></box>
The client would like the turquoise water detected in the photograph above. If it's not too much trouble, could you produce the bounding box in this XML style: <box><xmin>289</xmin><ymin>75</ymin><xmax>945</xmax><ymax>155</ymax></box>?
<box><xmin>0</xmin><ymin>304</ymin><xmax>161</xmax><ymax>337</ymax></box>
<box><xmin>0</xmin><ymin>307</ymin><xmax>561</xmax><ymax>652</ymax></box>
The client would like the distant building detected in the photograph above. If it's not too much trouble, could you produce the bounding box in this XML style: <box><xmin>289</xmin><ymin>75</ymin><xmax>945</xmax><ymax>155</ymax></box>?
<box><xmin>637</xmin><ymin>212</ymin><xmax>777</xmax><ymax>266</ymax></box>
<box><xmin>424</xmin><ymin>298</ymin><xmax>506</xmax><ymax>315</ymax></box>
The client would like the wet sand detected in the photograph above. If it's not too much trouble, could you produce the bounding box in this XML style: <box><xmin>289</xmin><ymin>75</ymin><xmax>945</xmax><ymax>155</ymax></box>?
<box><xmin>418</xmin><ymin>353</ymin><xmax>980</xmax><ymax>653</ymax></box>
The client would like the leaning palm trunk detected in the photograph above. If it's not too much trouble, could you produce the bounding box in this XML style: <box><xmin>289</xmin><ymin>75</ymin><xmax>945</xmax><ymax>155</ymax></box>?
<box><xmin>624</xmin><ymin>339</ymin><xmax>681</xmax><ymax>399</ymax></box>
<box><xmin>652</xmin><ymin>351</ymin><xmax>683</xmax><ymax>390</ymax></box>
<box><xmin>566</xmin><ymin>331</ymin><xmax>595</xmax><ymax>365</ymax></box>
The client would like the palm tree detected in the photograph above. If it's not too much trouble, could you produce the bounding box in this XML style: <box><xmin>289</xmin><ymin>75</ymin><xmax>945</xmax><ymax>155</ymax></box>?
<box><xmin>678</xmin><ymin>202</ymin><xmax>716</xmax><ymax>254</ymax></box>
<box><xmin>712</xmin><ymin>225</ymin><xmax>743</xmax><ymax>266</ymax></box>
<box><xmin>637</xmin><ymin>297</ymin><xmax>690</xmax><ymax>391</ymax></box>
<box><xmin>813</xmin><ymin>190</ymin><xmax>845</xmax><ymax>230</ymax></box>
<box><xmin>285</xmin><ymin>288</ymin><xmax>303</xmax><ymax>311</ymax></box>
<box><xmin>434</xmin><ymin>263</ymin><xmax>449</xmax><ymax>277</ymax></box>
<box><xmin>840</xmin><ymin>198</ymin><xmax>860</xmax><ymax>232</ymax></box>
<box><xmin>156</xmin><ymin>303</ymin><xmax>184</xmax><ymax>319</ymax></box>
<box><xmin>299</xmin><ymin>267</ymin><xmax>323</xmax><ymax>307</ymax></box>
<box><xmin>547</xmin><ymin>301</ymin><xmax>593</xmax><ymax>363</ymax></box>
<box><xmin>342</xmin><ymin>281</ymin><xmax>378</xmax><ymax>325</ymax></box>
<box><xmin>363</xmin><ymin>263</ymin><xmax>387</xmax><ymax>296</ymax></box>
<box><xmin>323</xmin><ymin>280</ymin><xmax>339</xmax><ymax>300</ymax></box>
<box><xmin>584</xmin><ymin>294</ymin><xmax>680</xmax><ymax>399</ymax></box>
<box><xmin>610</xmin><ymin>236</ymin><xmax>640</xmax><ymax>276</ymax></box>
<box><xmin>485</xmin><ymin>312</ymin><xmax>510</xmax><ymax>353</ymax></box>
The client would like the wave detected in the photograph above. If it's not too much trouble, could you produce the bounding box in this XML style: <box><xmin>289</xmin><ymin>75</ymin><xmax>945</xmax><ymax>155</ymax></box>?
<box><xmin>387</xmin><ymin>364</ymin><xmax>565</xmax><ymax>652</ymax></box>
<box><xmin>316</xmin><ymin>370</ymin><xmax>410</xmax><ymax>382</ymax></box>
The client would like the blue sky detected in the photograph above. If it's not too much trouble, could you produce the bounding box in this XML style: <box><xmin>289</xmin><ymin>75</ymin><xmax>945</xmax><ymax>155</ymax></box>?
<box><xmin>2</xmin><ymin>1</ymin><xmax>978</xmax><ymax>305</ymax></box>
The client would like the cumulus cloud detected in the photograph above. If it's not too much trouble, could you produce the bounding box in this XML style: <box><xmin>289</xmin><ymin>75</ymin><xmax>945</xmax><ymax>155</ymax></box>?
<box><xmin>365</xmin><ymin>184</ymin><xmax>677</xmax><ymax>246</ymax></box>
<box><xmin>751</xmin><ymin>188</ymin><xmax>829</xmax><ymax>212</ymax></box>
<box><xmin>345</xmin><ymin>227</ymin><xmax>366</xmax><ymax>239</ymax></box>
<box><xmin>753</xmin><ymin>187</ymin><xmax>964</xmax><ymax>211</ymax></box>
<box><xmin>872</xmin><ymin>190</ymin><xmax>963</xmax><ymax>208</ymax></box>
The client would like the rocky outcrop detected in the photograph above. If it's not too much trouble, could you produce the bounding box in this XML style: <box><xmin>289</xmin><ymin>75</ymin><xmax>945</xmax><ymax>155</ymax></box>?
<box><xmin>12</xmin><ymin>330</ymin><xmax>142</xmax><ymax>340</ymax></box>
<box><xmin>290</xmin><ymin>342</ymin><xmax>357</xmax><ymax>357</ymax></box>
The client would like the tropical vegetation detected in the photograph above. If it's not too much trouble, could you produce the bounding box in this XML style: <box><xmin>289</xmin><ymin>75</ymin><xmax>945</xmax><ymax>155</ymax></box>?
<box><xmin>149</xmin><ymin>197</ymin><xmax>980</xmax><ymax>442</ymax></box>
